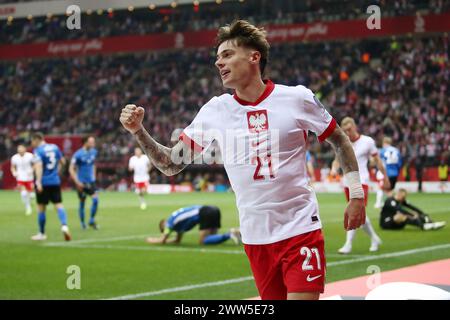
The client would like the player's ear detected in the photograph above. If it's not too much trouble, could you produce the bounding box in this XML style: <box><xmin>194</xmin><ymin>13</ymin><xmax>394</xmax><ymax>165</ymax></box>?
<box><xmin>249</xmin><ymin>50</ymin><xmax>261</xmax><ymax>65</ymax></box>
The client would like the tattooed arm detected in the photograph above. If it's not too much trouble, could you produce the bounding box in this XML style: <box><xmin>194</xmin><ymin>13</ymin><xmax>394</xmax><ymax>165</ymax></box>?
<box><xmin>326</xmin><ymin>125</ymin><xmax>366</xmax><ymax>230</ymax></box>
<box><xmin>120</xmin><ymin>104</ymin><xmax>198</xmax><ymax>176</ymax></box>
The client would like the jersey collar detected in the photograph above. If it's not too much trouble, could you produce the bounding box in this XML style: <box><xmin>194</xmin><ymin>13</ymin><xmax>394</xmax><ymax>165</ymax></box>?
<box><xmin>233</xmin><ymin>79</ymin><xmax>275</xmax><ymax>106</ymax></box>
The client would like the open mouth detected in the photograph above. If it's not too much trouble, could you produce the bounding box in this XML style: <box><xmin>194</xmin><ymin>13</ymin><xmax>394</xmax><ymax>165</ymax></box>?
<box><xmin>220</xmin><ymin>70</ymin><xmax>230</xmax><ymax>79</ymax></box>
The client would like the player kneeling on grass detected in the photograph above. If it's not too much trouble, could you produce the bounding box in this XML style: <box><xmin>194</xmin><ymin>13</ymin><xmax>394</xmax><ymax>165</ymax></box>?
<box><xmin>380</xmin><ymin>188</ymin><xmax>446</xmax><ymax>231</ymax></box>
<box><xmin>146</xmin><ymin>205</ymin><xmax>242</xmax><ymax>245</ymax></box>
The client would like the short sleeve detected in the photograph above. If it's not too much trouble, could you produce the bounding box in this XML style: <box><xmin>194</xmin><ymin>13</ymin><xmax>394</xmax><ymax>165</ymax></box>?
<box><xmin>70</xmin><ymin>156</ymin><xmax>77</xmax><ymax>165</ymax></box>
<box><xmin>368</xmin><ymin>138</ymin><xmax>378</xmax><ymax>156</ymax></box>
<box><xmin>11</xmin><ymin>155</ymin><xmax>17</xmax><ymax>166</ymax></box>
<box><xmin>179</xmin><ymin>97</ymin><xmax>219</xmax><ymax>153</ymax></box>
<box><xmin>296</xmin><ymin>86</ymin><xmax>336</xmax><ymax>143</ymax></box>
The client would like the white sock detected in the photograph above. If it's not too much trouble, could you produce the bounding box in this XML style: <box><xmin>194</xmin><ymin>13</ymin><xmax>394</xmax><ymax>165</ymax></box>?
<box><xmin>361</xmin><ymin>216</ymin><xmax>379</xmax><ymax>241</ymax></box>
<box><xmin>139</xmin><ymin>195</ymin><xmax>146</xmax><ymax>205</ymax></box>
<box><xmin>20</xmin><ymin>190</ymin><xmax>30</xmax><ymax>208</ymax></box>
<box><xmin>375</xmin><ymin>189</ymin><xmax>384</xmax><ymax>206</ymax></box>
<box><xmin>344</xmin><ymin>229</ymin><xmax>357</xmax><ymax>247</ymax></box>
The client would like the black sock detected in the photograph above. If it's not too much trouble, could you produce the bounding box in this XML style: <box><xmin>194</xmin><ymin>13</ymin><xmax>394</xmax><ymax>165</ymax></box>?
<box><xmin>405</xmin><ymin>216</ymin><xmax>423</xmax><ymax>228</ymax></box>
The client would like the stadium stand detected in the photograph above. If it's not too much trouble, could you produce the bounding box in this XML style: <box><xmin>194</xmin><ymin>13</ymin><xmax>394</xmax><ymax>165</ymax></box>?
<box><xmin>0</xmin><ymin>0</ymin><xmax>449</xmax><ymax>190</ymax></box>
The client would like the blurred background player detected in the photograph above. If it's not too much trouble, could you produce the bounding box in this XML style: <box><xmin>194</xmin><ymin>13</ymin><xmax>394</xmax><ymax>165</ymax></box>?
<box><xmin>128</xmin><ymin>147</ymin><xmax>152</xmax><ymax>210</ymax></box>
<box><xmin>374</xmin><ymin>137</ymin><xmax>403</xmax><ymax>208</ymax></box>
<box><xmin>306</xmin><ymin>150</ymin><xmax>316</xmax><ymax>183</ymax></box>
<box><xmin>146</xmin><ymin>205</ymin><xmax>241</xmax><ymax>245</ymax></box>
<box><xmin>69</xmin><ymin>136</ymin><xmax>99</xmax><ymax>230</ymax></box>
<box><xmin>10</xmin><ymin>144</ymin><xmax>35</xmax><ymax>215</ymax></box>
<box><xmin>438</xmin><ymin>158</ymin><xmax>449</xmax><ymax>193</ymax></box>
<box><xmin>332</xmin><ymin>117</ymin><xmax>390</xmax><ymax>254</ymax></box>
<box><xmin>30</xmin><ymin>132</ymin><xmax>71</xmax><ymax>241</ymax></box>
<box><xmin>380</xmin><ymin>189</ymin><xmax>446</xmax><ymax>231</ymax></box>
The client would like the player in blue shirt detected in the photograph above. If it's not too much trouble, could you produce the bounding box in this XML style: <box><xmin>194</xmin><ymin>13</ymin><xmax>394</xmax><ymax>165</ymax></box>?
<box><xmin>69</xmin><ymin>136</ymin><xmax>99</xmax><ymax>230</ymax></box>
<box><xmin>30</xmin><ymin>132</ymin><xmax>71</xmax><ymax>241</ymax></box>
<box><xmin>146</xmin><ymin>205</ymin><xmax>241</xmax><ymax>245</ymax></box>
<box><xmin>379</xmin><ymin>137</ymin><xmax>403</xmax><ymax>191</ymax></box>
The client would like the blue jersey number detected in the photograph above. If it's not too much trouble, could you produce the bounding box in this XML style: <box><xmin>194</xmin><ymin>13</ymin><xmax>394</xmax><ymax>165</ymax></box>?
<box><xmin>45</xmin><ymin>151</ymin><xmax>57</xmax><ymax>170</ymax></box>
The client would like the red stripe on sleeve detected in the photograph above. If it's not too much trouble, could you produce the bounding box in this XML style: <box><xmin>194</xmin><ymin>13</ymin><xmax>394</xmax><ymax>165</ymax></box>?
<box><xmin>318</xmin><ymin>118</ymin><xmax>337</xmax><ymax>143</ymax></box>
<box><xmin>179</xmin><ymin>132</ymin><xmax>204</xmax><ymax>153</ymax></box>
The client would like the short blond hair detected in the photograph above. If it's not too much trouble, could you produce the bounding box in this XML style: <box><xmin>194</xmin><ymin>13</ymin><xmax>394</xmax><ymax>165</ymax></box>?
<box><xmin>216</xmin><ymin>20</ymin><xmax>270</xmax><ymax>76</ymax></box>
<box><xmin>383</xmin><ymin>136</ymin><xmax>392</xmax><ymax>145</ymax></box>
<box><xmin>341</xmin><ymin>117</ymin><xmax>356</xmax><ymax>127</ymax></box>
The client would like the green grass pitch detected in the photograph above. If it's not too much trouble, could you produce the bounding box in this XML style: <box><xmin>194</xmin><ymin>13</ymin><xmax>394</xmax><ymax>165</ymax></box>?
<box><xmin>0</xmin><ymin>190</ymin><xmax>449</xmax><ymax>299</ymax></box>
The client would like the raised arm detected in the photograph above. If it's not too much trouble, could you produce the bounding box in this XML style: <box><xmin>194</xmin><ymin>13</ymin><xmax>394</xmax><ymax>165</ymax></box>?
<box><xmin>325</xmin><ymin>126</ymin><xmax>366</xmax><ymax>230</ymax></box>
<box><xmin>120</xmin><ymin>104</ymin><xmax>199</xmax><ymax>176</ymax></box>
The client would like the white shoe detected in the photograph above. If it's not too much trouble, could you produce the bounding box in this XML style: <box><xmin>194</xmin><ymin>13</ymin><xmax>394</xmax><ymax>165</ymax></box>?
<box><xmin>423</xmin><ymin>221</ymin><xmax>446</xmax><ymax>231</ymax></box>
<box><xmin>61</xmin><ymin>225</ymin><xmax>72</xmax><ymax>241</ymax></box>
<box><xmin>230</xmin><ymin>228</ymin><xmax>242</xmax><ymax>245</ymax></box>
<box><xmin>369</xmin><ymin>235</ymin><xmax>382</xmax><ymax>252</ymax></box>
<box><xmin>25</xmin><ymin>206</ymin><xmax>32</xmax><ymax>216</ymax></box>
<box><xmin>338</xmin><ymin>244</ymin><xmax>352</xmax><ymax>254</ymax></box>
<box><xmin>140</xmin><ymin>203</ymin><xmax>147</xmax><ymax>210</ymax></box>
<box><xmin>432</xmin><ymin>221</ymin><xmax>446</xmax><ymax>230</ymax></box>
<box><xmin>31</xmin><ymin>233</ymin><xmax>47</xmax><ymax>241</ymax></box>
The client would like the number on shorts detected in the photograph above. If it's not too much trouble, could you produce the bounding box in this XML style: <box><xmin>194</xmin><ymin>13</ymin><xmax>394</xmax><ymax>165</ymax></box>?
<box><xmin>300</xmin><ymin>246</ymin><xmax>321</xmax><ymax>271</ymax></box>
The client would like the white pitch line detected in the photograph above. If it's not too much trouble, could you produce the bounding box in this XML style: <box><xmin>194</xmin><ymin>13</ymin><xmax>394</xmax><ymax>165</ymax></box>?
<box><xmin>327</xmin><ymin>243</ymin><xmax>450</xmax><ymax>267</ymax></box>
<box><xmin>44</xmin><ymin>240</ymin><xmax>367</xmax><ymax>257</ymax></box>
<box><xmin>49</xmin><ymin>243</ymin><xmax>245</xmax><ymax>255</ymax></box>
<box><xmin>103</xmin><ymin>243</ymin><xmax>450</xmax><ymax>300</ymax></box>
<box><xmin>44</xmin><ymin>234</ymin><xmax>152</xmax><ymax>246</ymax></box>
<box><xmin>104</xmin><ymin>276</ymin><xmax>255</xmax><ymax>300</ymax></box>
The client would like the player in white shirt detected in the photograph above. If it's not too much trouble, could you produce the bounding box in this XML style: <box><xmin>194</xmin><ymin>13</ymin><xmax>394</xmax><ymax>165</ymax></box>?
<box><xmin>128</xmin><ymin>147</ymin><xmax>152</xmax><ymax>210</ymax></box>
<box><xmin>120</xmin><ymin>20</ymin><xmax>365</xmax><ymax>300</ymax></box>
<box><xmin>10</xmin><ymin>144</ymin><xmax>35</xmax><ymax>215</ymax></box>
<box><xmin>332</xmin><ymin>117</ymin><xmax>390</xmax><ymax>254</ymax></box>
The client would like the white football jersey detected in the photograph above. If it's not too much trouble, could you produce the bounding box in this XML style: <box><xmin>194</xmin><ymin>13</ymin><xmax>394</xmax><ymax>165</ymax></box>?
<box><xmin>129</xmin><ymin>155</ymin><xmax>151</xmax><ymax>183</ymax></box>
<box><xmin>11</xmin><ymin>152</ymin><xmax>34</xmax><ymax>181</ymax></box>
<box><xmin>344</xmin><ymin>135</ymin><xmax>378</xmax><ymax>186</ymax></box>
<box><xmin>180</xmin><ymin>80</ymin><xmax>336</xmax><ymax>244</ymax></box>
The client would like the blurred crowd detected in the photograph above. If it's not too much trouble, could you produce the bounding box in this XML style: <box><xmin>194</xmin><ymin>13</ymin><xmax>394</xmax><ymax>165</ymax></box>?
<box><xmin>1</xmin><ymin>0</ymin><xmax>449</xmax><ymax>189</ymax></box>
<box><xmin>1</xmin><ymin>0</ymin><xmax>449</xmax><ymax>44</ymax></box>
<box><xmin>2</xmin><ymin>34</ymin><xmax>449</xmax><ymax>189</ymax></box>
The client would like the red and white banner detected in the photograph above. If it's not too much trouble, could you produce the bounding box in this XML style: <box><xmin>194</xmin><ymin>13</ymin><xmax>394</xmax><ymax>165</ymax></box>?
<box><xmin>1</xmin><ymin>13</ymin><xmax>449</xmax><ymax>60</ymax></box>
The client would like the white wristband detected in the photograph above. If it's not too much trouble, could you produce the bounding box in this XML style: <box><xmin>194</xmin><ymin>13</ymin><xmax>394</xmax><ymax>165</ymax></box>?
<box><xmin>345</xmin><ymin>171</ymin><xmax>364</xmax><ymax>199</ymax></box>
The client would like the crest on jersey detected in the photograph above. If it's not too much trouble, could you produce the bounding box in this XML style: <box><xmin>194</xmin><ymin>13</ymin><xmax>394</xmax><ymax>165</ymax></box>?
<box><xmin>247</xmin><ymin>110</ymin><xmax>269</xmax><ymax>133</ymax></box>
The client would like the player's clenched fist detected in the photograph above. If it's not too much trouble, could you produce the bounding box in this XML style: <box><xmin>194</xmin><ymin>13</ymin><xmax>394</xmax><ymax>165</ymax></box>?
<box><xmin>120</xmin><ymin>104</ymin><xmax>145</xmax><ymax>134</ymax></box>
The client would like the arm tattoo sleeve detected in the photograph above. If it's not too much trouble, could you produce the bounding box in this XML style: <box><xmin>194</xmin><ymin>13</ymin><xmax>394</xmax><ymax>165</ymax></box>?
<box><xmin>326</xmin><ymin>126</ymin><xmax>359</xmax><ymax>174</ymax></box>
<box><xmin>133</xmin><ymin>127</ymin><xmax>191</xmax><ymax>176</ymax></box>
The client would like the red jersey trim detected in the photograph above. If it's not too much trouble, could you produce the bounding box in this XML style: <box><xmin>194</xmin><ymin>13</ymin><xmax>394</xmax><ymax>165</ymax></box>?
<box><xmin>318</xmin><ymin>118</ymin><xmax>337</xmax><ymax>143</ymax></box>
<box><xmin>179</xmin><ymin>132</ymin><xmax>204</xmax><ymax>153</ymax></box>
<box><xmin>233</xmin><ymin>79</ymin><xmax>275</xmax><ymax>106</ymax></box>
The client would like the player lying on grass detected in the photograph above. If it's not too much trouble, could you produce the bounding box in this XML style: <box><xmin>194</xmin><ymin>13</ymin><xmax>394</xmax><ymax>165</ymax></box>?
<box><xmin>121</xmin><ymin>20</ymin><xmax>365</xmax><ymax>300</ymax></box>
<box><xmin>380</xmin><ymin>188</ymin><xmax>446</xmax><ymax>231</ymax></box>
<box><xmin>146</xmin><ymin>205</ymin><xmax>242</xmax><ymax>245</ymax></box>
